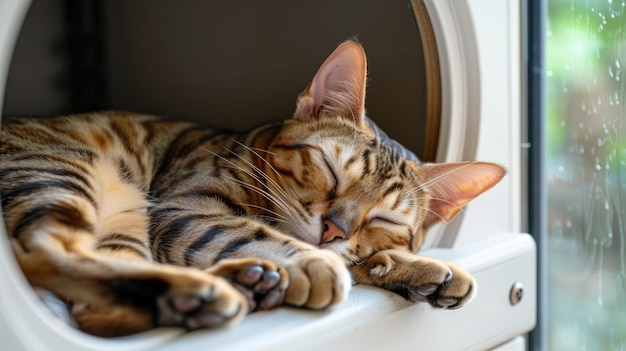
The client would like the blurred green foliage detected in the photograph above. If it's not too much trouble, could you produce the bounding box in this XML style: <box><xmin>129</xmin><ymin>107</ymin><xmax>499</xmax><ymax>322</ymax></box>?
<box><xmin>546</xmin><ymin>0</ymin><xmax>626</xmax><ymax>350</ymax></box>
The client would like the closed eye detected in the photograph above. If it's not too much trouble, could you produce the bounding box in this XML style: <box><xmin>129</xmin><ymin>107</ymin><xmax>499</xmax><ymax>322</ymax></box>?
<box><xmin>322</xmin><ymin>156</ymin><xmax>338</xmax><ymax>200</ymax></box>
<box><xmin>368</xmin><ymin>216</ymin><xmax>401</xmax><ymax>226</ymax></box>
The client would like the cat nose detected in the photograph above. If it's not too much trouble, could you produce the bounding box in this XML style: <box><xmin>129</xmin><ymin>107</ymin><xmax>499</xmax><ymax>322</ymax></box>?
<box><xmin>321</xmin><ymin>219</ymin><xmax>347</xmax><ymax>244</ymax></box>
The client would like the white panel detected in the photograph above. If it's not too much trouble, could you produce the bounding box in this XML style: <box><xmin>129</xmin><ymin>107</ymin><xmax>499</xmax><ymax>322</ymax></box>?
<box><xmin>154</xmin><ymin>233</ymin><xmax>536</xmax><ymax>351</ymax></box>
<box><xmin>423</xmin><ymin>0</ymin><xmax>522</xmax><ymax>247</ymax></box>
<box><xmin>490</xmin><ymin>336</ymin><xmax>526</xmax><ymax>351</ymax></box>
<box><xmin>453</xmin><ymin>0</ymin><xmax>523</xmax><ymax>246</ymax></box>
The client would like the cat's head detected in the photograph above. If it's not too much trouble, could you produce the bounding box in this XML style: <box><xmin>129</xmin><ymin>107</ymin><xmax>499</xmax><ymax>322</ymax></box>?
<box><xmin>264</xmin><ymin>41</ymin><xmax>505</xmax><ymax>264</ymax></box>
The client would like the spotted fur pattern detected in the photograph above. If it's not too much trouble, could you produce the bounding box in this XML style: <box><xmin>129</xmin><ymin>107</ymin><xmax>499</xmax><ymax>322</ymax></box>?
<box><xmin>0</xmin><ymin>41</ymin><xmax>505</xmax><ymax>337</ymax></box>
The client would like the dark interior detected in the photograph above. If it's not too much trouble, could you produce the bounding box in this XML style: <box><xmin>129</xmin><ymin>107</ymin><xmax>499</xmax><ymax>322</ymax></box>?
<box><xmin>3</xmin><ymin>0</ymin><xmax>433</xmax><ymax>159</ymax></box>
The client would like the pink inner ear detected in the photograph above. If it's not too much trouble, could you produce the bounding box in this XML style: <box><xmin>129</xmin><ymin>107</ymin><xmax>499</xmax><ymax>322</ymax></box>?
<box><xmin>295</xmin><ymin>41</ymin><xmax>367</xmax><ymax>124</ymax></box>
<box><xmin>422</xmin><ymin>162</ymin><xmax>506</xmax><ymax>229</ymax></box>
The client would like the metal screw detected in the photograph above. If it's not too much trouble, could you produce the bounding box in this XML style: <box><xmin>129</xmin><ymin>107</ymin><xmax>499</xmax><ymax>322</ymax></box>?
<box><xmin>509</xmin><ymin>282</ymin><xmax>524</xmax><ymax>305</ymax></box>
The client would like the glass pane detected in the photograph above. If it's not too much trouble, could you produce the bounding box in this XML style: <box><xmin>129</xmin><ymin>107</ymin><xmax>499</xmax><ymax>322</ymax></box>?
<box><xmin>546</xmin><ymin>0</ymin><xmax>626</xmax><ymax>349</ymax></box>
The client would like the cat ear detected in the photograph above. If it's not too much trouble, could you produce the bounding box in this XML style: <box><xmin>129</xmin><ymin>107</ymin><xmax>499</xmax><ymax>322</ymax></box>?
<box><xmin>294</xmin><ymin>41</ymin><xmax>367</xmax><ymax>127</ymax></box>
<box><xmin>419</xmin><ymin>162</ymin><xmax>506</xmax><ymax>229</ymax></box>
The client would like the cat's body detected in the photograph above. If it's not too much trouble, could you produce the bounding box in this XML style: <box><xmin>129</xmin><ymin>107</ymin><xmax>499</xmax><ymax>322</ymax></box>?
<box><xmin>0</xmin><ymin>42</ymin><xmax>505</xmax><ymax>337</ymax></box>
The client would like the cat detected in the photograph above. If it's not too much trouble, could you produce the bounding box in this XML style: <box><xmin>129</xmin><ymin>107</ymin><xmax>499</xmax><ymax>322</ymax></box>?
<box><xmin>0</xmin><ymin>41</ymin><xmax>505</xmax><ymax>337</ymax></box>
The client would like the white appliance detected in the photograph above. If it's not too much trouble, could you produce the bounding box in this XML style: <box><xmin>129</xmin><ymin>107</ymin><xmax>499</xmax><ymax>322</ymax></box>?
<box><xmin>0</xmin><ymin>0</ymin><xmax>535</xmax><ymax>350</ymax></box>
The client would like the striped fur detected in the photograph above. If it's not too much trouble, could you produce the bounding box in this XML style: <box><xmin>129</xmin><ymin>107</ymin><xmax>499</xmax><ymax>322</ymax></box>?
<box><xmin>0</xmin><ymin>41</ymin><xmax>505</xmax><ymax>336</ymax></box>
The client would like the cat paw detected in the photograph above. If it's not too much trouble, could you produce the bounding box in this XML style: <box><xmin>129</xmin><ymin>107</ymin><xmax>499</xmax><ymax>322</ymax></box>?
<box><xmin>156</xmin><ymin>275</ymin><xmax>247</xmax><ymax>329</ymax></box>
<box><xmin>351</xmin><ymin>249</ymin><xmax>476</xmax><ymax>310</ymax></box>
<box><xmin>282</xmin><ymin>250</ymin><xmax>352</xmax><ymax>309</ymax></box>
<box><xmin>111</xmin><ymin>269</ymin><xmax>248</xmax><ymax>331</ymax></box>
<box><xmin>404</xmin><ymin>262</ymin><xmax>476</xmax><ymax>309</ymax></box>
<box><xmin>206</xmin><ymin>258</ymin><xmax>288</xmax><ymax>311</ymax></box>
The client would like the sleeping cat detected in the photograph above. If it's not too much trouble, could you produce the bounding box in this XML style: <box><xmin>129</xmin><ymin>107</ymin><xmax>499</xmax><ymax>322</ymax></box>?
<box><xmin>0</xmin><ymin>41</ymin><xmax>505</xmax><ymax>337</ymax></box>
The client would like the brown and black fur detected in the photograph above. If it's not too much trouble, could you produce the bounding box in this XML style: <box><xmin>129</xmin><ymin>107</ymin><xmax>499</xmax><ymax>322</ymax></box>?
<box><xmin>0</xmin><ymin>42</ymin><xmax>505</xmax><ymax>337</ymax></box>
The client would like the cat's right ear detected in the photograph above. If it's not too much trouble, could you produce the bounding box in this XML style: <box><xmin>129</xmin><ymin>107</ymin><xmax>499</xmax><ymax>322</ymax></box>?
<box><xmin>294</xmin><ymin>41</ymin><xmax>367</xmax><ymax>127</ymax></box>
<box><xmin>418</xmin><ymin>162</ymin><xmax>506</xmax><ymax>230</ymax></box>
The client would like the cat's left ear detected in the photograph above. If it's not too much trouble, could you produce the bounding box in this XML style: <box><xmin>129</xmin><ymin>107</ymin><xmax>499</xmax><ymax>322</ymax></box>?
<box><xmin>417</xmin><ymin>162</ymin><xmax>506</xmax><ymax>229</ymax></box>
<box><xmin>294</xmin><ymin>41</ymin><xmax>367</xmax><ymax>127</ymax></box>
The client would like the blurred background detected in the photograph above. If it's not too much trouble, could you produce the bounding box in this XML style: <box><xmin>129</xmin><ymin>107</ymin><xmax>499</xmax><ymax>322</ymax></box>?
<box><xmin>545</xmin><ymin>0</ymin><xmax>626</xmax><ymax>349</ymax></box>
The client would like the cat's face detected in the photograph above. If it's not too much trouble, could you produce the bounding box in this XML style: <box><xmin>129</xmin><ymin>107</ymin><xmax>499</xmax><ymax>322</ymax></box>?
<box><xmin>266</xmin><ymin>117</ymin><xmax>429</xmax><ymax>264</ymax></box>
<box><xmin>258</xmin><ymin>41</ymin><xmax>504</xmax><ymax>264</ymax></box>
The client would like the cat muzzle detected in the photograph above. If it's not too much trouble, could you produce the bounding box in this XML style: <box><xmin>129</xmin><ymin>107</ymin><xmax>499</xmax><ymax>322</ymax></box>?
<box><xmin>320</xmin><ymin>219</ymin><xmax>347</xmax><ymax>245</ymax></box>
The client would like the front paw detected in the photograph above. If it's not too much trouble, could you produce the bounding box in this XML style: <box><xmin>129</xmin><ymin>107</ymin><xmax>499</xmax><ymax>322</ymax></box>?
<box><xmin>282</xmin><ymin>250</ymin><xmax>351</xmax><ymax>309</ymax></box>
<box><xmin>76</xmin><ymin>270</ymin><xmax>248</xmax><ymax>336</ymax></box>
<box><xmin>111</xmin><ymin>269</ymin><xmax>248</xmax><ymax>331</ymax></box>
<box><xmin>155</xmin><ymin>275</ymin><xmax>247</xmax><ymax>329</ymax></box>
<box><xmin>352</xmin><ymin>250</ymin><xmax>476</xmax><ymax>309</ymax></box>
<box><xmin>206</xmin><ymin>258</ymin><xmax>288</xmax><ymax>312</ymax></box>
<box><xmin>403</xmin><ymin>261</ymin><xmax>476</xmax><ymax>309</ymax></box>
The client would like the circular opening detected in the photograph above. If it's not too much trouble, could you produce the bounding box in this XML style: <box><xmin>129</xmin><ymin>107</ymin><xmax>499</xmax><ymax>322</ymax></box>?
<box><xmin>3</xmin><ymin>0</ymin><xmax>441</xmax><ymax>162</ymax></box>
<box><xmin>0</xmin><ymin>0</ymin><xmax>445</xmax><ymax>347</ymax></box>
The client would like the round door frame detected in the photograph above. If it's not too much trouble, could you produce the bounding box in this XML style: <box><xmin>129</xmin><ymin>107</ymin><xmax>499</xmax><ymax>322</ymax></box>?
<box><xmin>0</xmin><ymin>0</ymin><xmax>523</xmax><ymax>349</ymax></box>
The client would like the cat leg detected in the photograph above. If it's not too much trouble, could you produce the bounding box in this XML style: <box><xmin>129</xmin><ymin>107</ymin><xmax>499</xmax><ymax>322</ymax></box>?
<box><xmin>350</xmin><ymin>249</ymin><xmax>476</xmax><ymax>309</ymax></box>
<box><xmin>4</xmin><ymin>183</ymin><xmax>247</xmax><ymax>336</ymax></box>
<box><xmin>151</xmin><ymin>207</ymin><xmax>352</xmax><ymax>310</ymax></box>
<box><xmin>11</xmin><ymin>228</ymin><xmax>248</xmax><ymax>336</ymax></box>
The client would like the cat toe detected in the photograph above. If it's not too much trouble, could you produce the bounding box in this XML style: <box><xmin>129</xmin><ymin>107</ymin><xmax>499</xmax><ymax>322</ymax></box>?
<box><xmin>208</xmin><ymin>258</ymin><xmax>288</xmax><ymax>312</ymax></box>
<box><xmin>169</xmin><ymin>295</ymin><xmax>202</xmax><ymax>314</ymax></box>
<box><xmin>435</xmin><ymin>297</ymin><xmax>460</xmax><ymax>308</ymax></box>
<box><xmin>157</xmin><ymin>278</ymin><xmax>247</xmax><ymax>330</ymax></box>
<box><xmin>416</xmin><ymin>284</ymin><xmax>438</xmax><ymax>296</ymax></box>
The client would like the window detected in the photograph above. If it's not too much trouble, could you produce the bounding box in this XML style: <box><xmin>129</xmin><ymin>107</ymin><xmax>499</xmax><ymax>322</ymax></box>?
<box><xmin>541</xmin><ymin>0</ymin><xmax>626</xmax><ymax>349</ymax></box>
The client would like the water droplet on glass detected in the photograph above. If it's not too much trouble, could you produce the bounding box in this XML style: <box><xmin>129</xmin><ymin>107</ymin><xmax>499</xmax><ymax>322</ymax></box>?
<box><xmin>547</xmin><ymin>70</ymin><xmax>554</xmax><ymax>77</ymax></box>
<box><xmin>596</xmin><ymin>163</ymin><xmax>602</xmax><ymax>171</ymax></box>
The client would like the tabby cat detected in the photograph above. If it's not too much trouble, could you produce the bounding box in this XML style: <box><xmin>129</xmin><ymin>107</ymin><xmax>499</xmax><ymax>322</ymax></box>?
<box><xmin>0</xmin><ymin>41</ymin><xmax>505</xmax><ymax>337</ymax></box>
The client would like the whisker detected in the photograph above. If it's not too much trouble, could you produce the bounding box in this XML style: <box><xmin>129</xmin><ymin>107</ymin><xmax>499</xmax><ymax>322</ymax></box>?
<box><xmin>218</xmin><ymin>147</ymin><xmax>302</xmax><ymax>221</ymax></box>
<box><xmin>199</xmin><ymin>147</ymin><xmax>300</xmax><ymax>222</ymax></box>
<box><xmin>237</xmin><ymin>202</ymin><xmax>290</xmax><ymax>221</ymax></box>
<box><xmin>223</xmin><ymin>174</ymin><xmax>298</xmax><ymax>223</ymax></box>
<box><xmin>227</xmin><ymin>138</ymin><xmax>303</xmax><ymax>204</ymax></box>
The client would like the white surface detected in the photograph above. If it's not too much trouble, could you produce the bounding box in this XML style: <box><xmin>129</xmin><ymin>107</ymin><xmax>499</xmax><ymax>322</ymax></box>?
<box><xmin>490</xmin><ymin>336</ymin><xmax>526</xmax><ymax>351</ymax></box>
<box><xmin>156</xmin><ymin>232</ymin><xmax>537</xmax><ymax>351</ymax></box>
<box><xmin>0</xmin><ymin>227</ymin><xmax>535</xmax><ymax>351</ymax></box>
<box><xmin>423</xmin><ymin>0</ymin><xmax>523</xmax><ymax>249</ymax></box>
